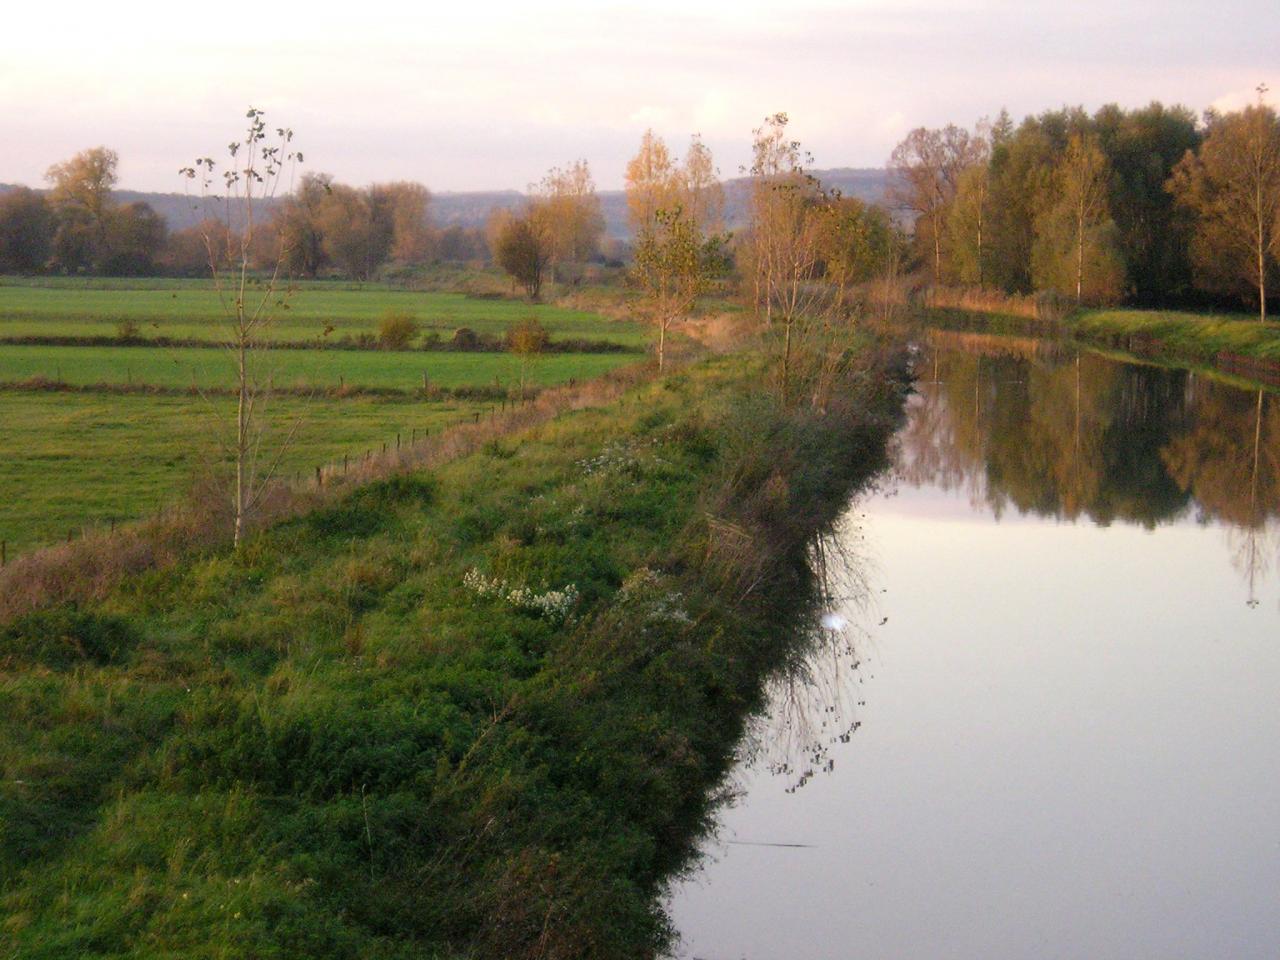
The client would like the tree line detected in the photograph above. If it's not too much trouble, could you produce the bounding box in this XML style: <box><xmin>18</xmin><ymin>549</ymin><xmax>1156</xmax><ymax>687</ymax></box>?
<box><xmin>889</xmin><ymin>88</ymin><xmax>1280</xmax><ymax>318</ymax></box>
<box><xmin>0</xmin><ymin>148</ymin><xmax>493</xmax><ymax>278</ymax></box>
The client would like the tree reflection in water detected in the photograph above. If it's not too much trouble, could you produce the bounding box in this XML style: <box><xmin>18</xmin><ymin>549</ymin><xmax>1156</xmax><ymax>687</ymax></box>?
<box><xmin>903</xmin><ymin>335</ymin><xmax>1280</xmax><ymax>604</ymax></box>
<box><xmin>733</xmin><ymin>508</ymin><xmax>880</xmax><ymax>793</ymax></box>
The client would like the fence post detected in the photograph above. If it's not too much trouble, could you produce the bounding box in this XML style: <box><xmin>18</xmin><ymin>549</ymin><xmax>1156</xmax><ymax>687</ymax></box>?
<box><xmin>315</xmin><ymin>465</ymin><xmax>322</xmax><ymax>487</ymax></box>
<box><xmin>1</xmin><ymin>540</ymin><xmax>6</xmax><ymax>567</ymax></box>
<box><xmin>396</xmin><ymin>432</ymin><xmax>401</xmax><ymax>449</ymax></box>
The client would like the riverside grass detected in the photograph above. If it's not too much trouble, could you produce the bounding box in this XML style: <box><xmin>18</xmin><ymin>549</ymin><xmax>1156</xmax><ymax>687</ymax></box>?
<box><xmin>0</xmin><ymin>344</ymin><xmax>904</xmax><ymax>959</ymax></box>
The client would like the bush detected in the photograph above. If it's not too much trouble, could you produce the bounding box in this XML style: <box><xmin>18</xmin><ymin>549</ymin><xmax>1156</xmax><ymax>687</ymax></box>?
<box><xmin>451</xmin><ymin>327</ymin><xmax>480</xmax><ymax>350</ymax></box>
<box><xmin>506</xmin><ymin>317</ymin><xmax>550</xmax><ymax>355</ymax></box>
<box><xmin>378</xmin><ymin>311</ymin><xmax>419</xmax><ymax>350</ymax></box>
<box><xmin>116</xmin><ymin>318</ymin><xmax>140</xmax><ymax>340</ymax></box>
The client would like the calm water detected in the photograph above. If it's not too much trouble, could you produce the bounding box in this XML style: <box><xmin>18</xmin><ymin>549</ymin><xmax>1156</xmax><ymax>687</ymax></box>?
<box><xmin>668</xmin><ymin>341</ymin><xmax>1280</xmax><ymax>960</ymax></box>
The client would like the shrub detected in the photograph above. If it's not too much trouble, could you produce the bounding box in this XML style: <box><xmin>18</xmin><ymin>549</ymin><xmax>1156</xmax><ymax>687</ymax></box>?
<box><xmin>116</xmin><ymin>318</ymin><xmax>140</xmax><ymax>340</ymax></box>
<box><xmin>505</xmin><ymin>317</ymin><xmax>550</xmax><ymax>355</ymax></box>
<box><xmin>378</xmin><ymin>311</ymin><xmax>419</xmax><ymax>350</ymax></box>
<box><xmin>451</xmin><ymin>327</ymin><xmax>480</xmax><ymax>350</ymax></box>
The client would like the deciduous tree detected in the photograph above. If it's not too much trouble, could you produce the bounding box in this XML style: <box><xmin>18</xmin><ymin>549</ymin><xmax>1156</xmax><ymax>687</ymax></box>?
<box><xmin>45</xmin><ymin>146</ymin><xmax>119</xmax><ymax>272</ymax></box>
<box><xmin>631</xmin><ymin>206</ymin><xmax>724</xmax><ymax>370</ymax></box>
<box><xmin>494</xmin><ymin>212</ymin><xmax>551</xmax><ymax>300</ymax></box>
<box><xmin>625</xmin><ymin>130</ymin><xmax>680</xmax><ymax>234</ymax></box>
<box><xmin>889</xmin><ymin>124</ymin><xmax>983</xmax><ymax>283</ymax></box>
<box><xmin>1168</xmin><ymin>91</ymin><xmax>1280</xmax><ymax>321</ymax></box>
<box><xmin>0</xmin><ymin>187</ymin><xmax>55</xmax><ymax>273</ymax></box>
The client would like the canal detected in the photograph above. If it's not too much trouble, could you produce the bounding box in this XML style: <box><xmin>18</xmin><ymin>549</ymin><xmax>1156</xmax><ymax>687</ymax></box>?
<box><xmin>669</xmin><ymin>340</ymin><xmax>1280</xmax><ymax>959</ymax></box>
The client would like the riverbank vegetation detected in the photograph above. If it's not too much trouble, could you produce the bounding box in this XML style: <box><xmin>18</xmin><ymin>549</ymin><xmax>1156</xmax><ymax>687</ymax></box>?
<box><xmin>0</xmin><ymin>340</ymin><xmax>904</xmax><ymax>958</ymax></box>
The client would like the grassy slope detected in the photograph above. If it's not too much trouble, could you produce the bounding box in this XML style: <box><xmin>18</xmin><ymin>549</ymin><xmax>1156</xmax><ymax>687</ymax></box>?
<box><xmin>0</xmin><ymin>348</ymin><xmax>902</xmax><ymax>959</ymax></box>
<box><xmin>0</xmin><ymin>393</ymin><xmax>489</xmax><ymax>553</ymax></box>
<box><xmin>0</xmin><ymin>284</ymin><xmax>645</xmax><ymax>346</ymax></box>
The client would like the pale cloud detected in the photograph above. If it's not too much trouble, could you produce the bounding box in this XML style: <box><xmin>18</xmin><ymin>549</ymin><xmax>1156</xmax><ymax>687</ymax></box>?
<box><xmin>1</xmin><ymin>0</ymin><xmax>1278</xmax><ymax>192</ymax></box>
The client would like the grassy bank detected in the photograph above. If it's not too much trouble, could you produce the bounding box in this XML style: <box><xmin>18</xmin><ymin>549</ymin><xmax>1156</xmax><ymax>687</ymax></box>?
<box><xmin>917</xmin><ymin>302</ymin><xmax>1280</xmax><ymax>369</ymax></box>
<box><xmin>1071</xmin><ymin>309</ymin><xmax>1280</xmax><ymax>373</ymax></box>
<box><xmin>1</xmin><ymin>343</ymin><xmax>904</xmax><ymax>958</ymax></box>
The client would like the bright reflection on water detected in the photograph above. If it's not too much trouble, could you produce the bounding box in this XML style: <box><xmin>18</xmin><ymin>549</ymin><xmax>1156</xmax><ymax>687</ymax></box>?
<box><xmin>668</xmin><ymin>341</ymin><xmax>1280</xmax><ymax>960</ymax></box>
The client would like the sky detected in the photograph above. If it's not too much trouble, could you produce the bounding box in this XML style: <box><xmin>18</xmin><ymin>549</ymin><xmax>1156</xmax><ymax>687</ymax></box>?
<box><xmin>2</xmin><ymin>0</ymin><xmax>1277</xmax><ymax>194</ymax></box>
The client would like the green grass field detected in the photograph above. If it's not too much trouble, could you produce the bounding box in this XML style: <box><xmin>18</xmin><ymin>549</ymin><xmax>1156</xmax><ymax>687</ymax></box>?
<box><xmin>0</xmin><ymin>392</ymin><xmax>491</xmax><ymax>553</ymax></box>
<box><xmin>0</xmin><ymin>277</ymin><xmax>647</xmax><ymax>556</ymax></box>
<box><xmin>0</xmin><ymin>344</ymin><xmax>632</xmax><ymax>391</ymax></box>
<box><xmin>0</xmin><ymin>280</ymin><xmax>645</xmax><ymax>345</ymax></box>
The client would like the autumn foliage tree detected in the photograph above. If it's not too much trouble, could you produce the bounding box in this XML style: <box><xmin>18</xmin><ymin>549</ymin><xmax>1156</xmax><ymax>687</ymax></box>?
<box><xmin>630</xmin><ymin>206</ymin><xmax>724</xmax><ymax>370</ymax></box>
<box><xmin>1168</xmin><ymin>91</ymin><xmax>1280</xmax><ymax>321</ymax></box>
<box><xmin>493</xmin><ymin>212</ymin><xmax>551</xmax><ymax>300</ymax></box>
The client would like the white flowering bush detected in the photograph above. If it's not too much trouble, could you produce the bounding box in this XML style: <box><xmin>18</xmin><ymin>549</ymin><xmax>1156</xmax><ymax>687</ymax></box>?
<box><xmin>616</xmin><ymin>567</ymin><xmax>691</xmax><ymax>625</ymax></box>
<box><xmin>575</xmin><ymin>437</ymin><xmax>671</xmax><ymax>478</ymax></box>
<box><xmin>463</xmin><ymin>567</ymin><xmax>580</xmax><ymax>622</ymax></box>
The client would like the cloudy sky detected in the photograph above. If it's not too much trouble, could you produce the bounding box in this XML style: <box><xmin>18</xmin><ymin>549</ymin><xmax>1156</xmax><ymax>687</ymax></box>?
<box><xmin>2</xmin><ymin>0</ymin><xmax>1276</xmax><ymax>193</ymax></box>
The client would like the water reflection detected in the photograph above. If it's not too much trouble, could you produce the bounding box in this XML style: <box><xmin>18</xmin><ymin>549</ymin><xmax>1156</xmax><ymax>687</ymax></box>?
<box><xmin>734</xmin><ymin>523</ymin><xmax>877</xmax><ymax>793</ymax></box>
<box><xmin>905</xmin><ymin>340</ymin><xmax>1280</xmax><ymax>601</ymax></box>
<box><xmin>670</xmin><ymin>340</ymin><xmax>1280</xmax><ymax>960</ymax></box>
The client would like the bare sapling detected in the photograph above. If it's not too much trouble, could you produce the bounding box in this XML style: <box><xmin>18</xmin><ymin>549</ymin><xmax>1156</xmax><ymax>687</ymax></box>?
<box><xmin>180</xmin><ymin>108</ymin><xmax>304</xmax><ymax>548</ymax></box>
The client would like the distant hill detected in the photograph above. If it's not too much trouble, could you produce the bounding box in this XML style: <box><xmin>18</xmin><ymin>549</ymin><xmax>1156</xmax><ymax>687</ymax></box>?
<box><xmin>2</xmin><ymin>168</ymin><xmax>894</xmax><ymax>242</ymax></box>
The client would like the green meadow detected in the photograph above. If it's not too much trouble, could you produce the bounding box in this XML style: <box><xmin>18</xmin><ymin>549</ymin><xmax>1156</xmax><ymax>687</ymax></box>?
<box><xmin>0</xmin><ymin>278</ymin><xmax>648</xmax><ymax>556</ymax></box>
<box><xmin>0</xmin><ymin>344</ymin><xmax>632</xmax><ymax>391</ymax></box>
<box><xmin>0</xmin><ymin>280</ymin><xmax>645</xmax><ymax>346</ymax></box>
<box><xmin>0</xmin><ymin>392</ymin><xmax>490</xmax><ymax>553</ymax></box>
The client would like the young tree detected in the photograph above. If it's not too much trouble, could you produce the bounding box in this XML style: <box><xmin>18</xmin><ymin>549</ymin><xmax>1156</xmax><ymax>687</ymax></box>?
<box><xmin>506</xmin><ymin>316</ymin><xmax>550</xmax><ymax>397</ymax></box>
<box><xmin>180</xmin><ymin>108</ymin><xmax>303</xmax><ymax>548</ymax></box>
<box><xmin>494</xmin><ymin>212</ymin><xmax>551</xmax><ymax>300</ymax></box>
<box><xmin>745</xmin><ymin>113</ymin><xmax>826</xmax><ymax>403</ymax></box>
<box><xmin>630</xmin><ymin>206</ymin><xmax>724</xmax><ymax>370</ymax></box>
<box><xmin>0</xmin><ymin>187</ymin><xmax>55</xmax><ymax>273</ymax></box>
<box><xmin>815</xmin><ymin>195</ymin><xmax>898</xmax><ymax>311</ymax></box>
<box><xmin>1168</xmin><ymin>91</ymin><xmax>1280</xmax><ymax>321</ymax></box>
<box><xmin>1057</xmin><ymin>132</ymin><xmax>1114</xmax><ymax>303</ymax></box>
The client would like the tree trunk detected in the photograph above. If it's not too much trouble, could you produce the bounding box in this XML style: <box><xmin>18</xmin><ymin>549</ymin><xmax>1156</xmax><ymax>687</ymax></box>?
<box><xmin>933</xmin><ymin>218</ymin><xmax>942</xmax><ymax>285</ymax></box>
<box><xmin>1076</xmin><ymin>208</ymin><xmax>1085</xmax><ymax>304</ymax></box>
<box><xmin>1259</xmin><ymin>191</ymin><xmax>1268</xmax><ymax>323</ymax></box>
<box><xmin>781</xmin><ymin>317</ymin><xmax>792</xmax><ymax>406</ymax></box>
<box><xmin>658</xmin><ymin>319</ymin><xmax>666</xmax><ymax>372</ymax></box>
<box><xmin>234</xmin><ymin>334</ymin><xmax>247</xmax><ymax>549</ymax></box>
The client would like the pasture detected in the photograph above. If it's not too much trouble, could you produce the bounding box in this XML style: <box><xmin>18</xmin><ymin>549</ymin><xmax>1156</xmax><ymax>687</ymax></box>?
<box><xmin>0</xmin><ymin>277</ymin><xmax>647</xmax><ymax>556</ymax></box>
<box><xmin>0</xmin><ymin>278</ymin><xmax>645</xmax><ymax>345</ymax></box>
